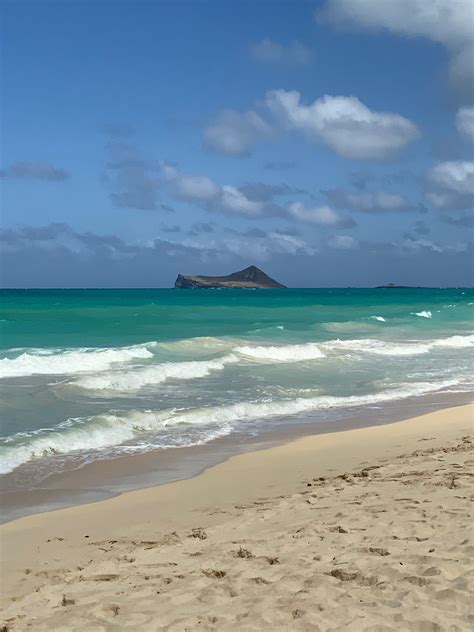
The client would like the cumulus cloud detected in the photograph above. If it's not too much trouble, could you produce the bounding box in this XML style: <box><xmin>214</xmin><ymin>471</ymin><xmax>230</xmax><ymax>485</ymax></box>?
<box><xmin>160</xmin><ymin>163</ymin><xmax>282</xmax><ymax>218</ymax></box>
<box><xmin>159</xmin><ymin>162</ymin><xmax>355</xmax><ymax>227</ymax></box>
<box><xmin>456</xmin><ymin>107</ymin><xmax>474</xmax><ymax>142</ymax></box>
<box><xmin>0</xmin><ymin>161</ymin><xmax>69</xmax><ymax>181</ymax></box>
<box><xmin>426</xmin><ymin>160</ymin><xmax>474</xmax><ymax>210</ymax></box>
<box><xmin>288</xmin><ymin>202</ymin><xmax>355</xmax><ymax>227</ymax></box>
<box><xmin>319</xmin><ymin>0</ymin><xmax>474</xmax><ymax>92</ymax></box>
<box><xmin>203</xmin><ymin>109</ymin><xmax>272</xmax><ymax>156</ymax></box>
<box><xmin>266</xmin><ymin>90</ymin><xmax>420</xmax><ymax>159</ymax></box>
<box><xmin>205</xmin><ymin>90</ymin><xmax>418</xmax><ymax>159</ymax></box>
<box><xmin>220</xmin><ymin>185</ymin><xmax>264</xmax><ymax>215</ymax></box>
<box><xmin>249</xmin><ymin>38</ymin><xmax>314</xmax><ymax>65</ymax></box>
<box><xmin>323</xmin><ymin>188</ymin><xmax>414</xmax><ymax>213</ymax></box>
<box><xmin>161</xmin><ymin>163</ymin><xmax>220</xmax><ymax>202</ymax></box>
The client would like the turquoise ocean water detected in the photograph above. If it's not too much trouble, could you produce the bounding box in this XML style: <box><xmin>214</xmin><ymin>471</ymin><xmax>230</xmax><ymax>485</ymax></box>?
<box><xmin>1</xmin><ymin>288</ymin><xmax>473</xmax><ymax>483</ymax></box>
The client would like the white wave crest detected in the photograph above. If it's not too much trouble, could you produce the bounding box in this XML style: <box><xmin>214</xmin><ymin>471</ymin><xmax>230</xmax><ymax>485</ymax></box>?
<box><xmin>370</xmin><ymin>316</ymin><xmax>386</xmax><ymax>322</ymax></box>
<box><xmin>322</xmin><ymin>334</ymin><xmax>474</xmax><ymax>357</ymax></box>
<box><xmin>74</xmin><ymin>354</ymin><xmax>238</xmax><ymax>391</ymax></box>
<box><xmin>0</xmin><ymin>410</ymin><xmax>234</xmax><ymax>475</ymax></box>
<box><xmin>0</xmin><ymin>344</ymin><xmax>154</xmax><ymax>378</ymax></box>
<box><xmin>323</xmin><ymin>338</ymin><xmax>432</xmax><ymax>356</ymax></box>
<box><xmin>235</xmin><ymin>343</ymin><xmax>325</xmax><ymax>362</ymax></box>
<box><xmin>432</xmin><ymin>334</ymin><xmax>474</xmax><ymax>348</ymax></box>
<box><xmin>413</xmin><ymin>310</ymin><xmax>432</xmax><ymax>318</ymax></box>
<box><xmin>0</xmin><ymin>378</ymin><xmax>461</xmax><ymax>474</ymax></box>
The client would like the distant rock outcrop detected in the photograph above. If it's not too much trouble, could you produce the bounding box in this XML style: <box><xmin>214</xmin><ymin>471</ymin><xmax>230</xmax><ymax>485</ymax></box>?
<box><xmin>174</xmin><ymin>265</ymin><xmax>286</xmax><ymax>289</ymax></box>
<box><xmin>375</xmin><ymin>284</ymin><xmax>418</xmax><ymax>289</ymax></box>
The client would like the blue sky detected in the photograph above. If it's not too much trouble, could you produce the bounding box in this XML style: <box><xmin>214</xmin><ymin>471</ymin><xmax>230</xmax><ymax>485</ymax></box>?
<box><xmin>1</xmin><ymin>0</ymin><xmax>473</xmax><ymax>287</ymax></box>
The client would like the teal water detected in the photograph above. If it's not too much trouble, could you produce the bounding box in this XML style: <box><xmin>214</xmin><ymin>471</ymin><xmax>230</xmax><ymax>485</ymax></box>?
<box><xmin>1</xmin><ymin>288</ymin><xmax>473</xmax><ymax>482</ymax></box>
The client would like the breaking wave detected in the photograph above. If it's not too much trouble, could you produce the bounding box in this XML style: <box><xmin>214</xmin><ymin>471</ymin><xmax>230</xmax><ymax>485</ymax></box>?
<box><xmin>0</xmin><ymin>344</ymin><xmax>155</xmax><ymax>378</ymax></box>
<box><xmin>235</xmin><ymin>343</ymin><xmax>325</xmax><ymax>362</ymax></box>
<box><xmin>73</xmin><ymin>354</ymin><xmax>238</xmax><ymax>391</ymax></box>
<box><xmin>0</xmin><ymin>378</ymin><xmax>462</xmax><ymax>474</ymax></box>
<box><xmin>321</xmin><ymin>334</ymin><xmax>474</xmax><ymax>357</ymax></box>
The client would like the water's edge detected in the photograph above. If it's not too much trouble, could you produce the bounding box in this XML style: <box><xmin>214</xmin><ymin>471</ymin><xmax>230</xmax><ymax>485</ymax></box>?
<box><xmin>1</xmin><ymin>390</ymin><xmax>471</xmax><ymax>524</ymax></box>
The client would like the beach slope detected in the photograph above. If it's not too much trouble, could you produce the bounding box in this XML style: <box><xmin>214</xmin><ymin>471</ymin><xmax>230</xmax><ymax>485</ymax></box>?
<box><xmin>1</xmin><ymin>404</ymin><xmax>473</xmax><ymax>631</ymax></box>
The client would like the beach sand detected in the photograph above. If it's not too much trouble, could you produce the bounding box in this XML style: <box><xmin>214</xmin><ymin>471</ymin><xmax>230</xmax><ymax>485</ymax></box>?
<box><xmin>1</xmin><ymin>403</ymin><xmax>473</xmax><ymax>631</ymax></box>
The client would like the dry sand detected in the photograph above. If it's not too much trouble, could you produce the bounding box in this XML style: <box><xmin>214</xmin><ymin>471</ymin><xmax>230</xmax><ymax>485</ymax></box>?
<box><xmin>1</xmin><ymin>403</ymin><xmax>473</xmax><ymax>631</ymax></box>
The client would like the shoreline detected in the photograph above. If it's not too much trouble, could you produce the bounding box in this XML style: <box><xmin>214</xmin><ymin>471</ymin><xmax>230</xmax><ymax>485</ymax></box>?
<box><xmin>1</xmin><ymin>402</ymin><xmax>472</xmax><ymax>630</ymax></box>
<box><xmin>1</xmin><ymin>389</ymin><xmax>472</xmax><ymax>524</ymax></box>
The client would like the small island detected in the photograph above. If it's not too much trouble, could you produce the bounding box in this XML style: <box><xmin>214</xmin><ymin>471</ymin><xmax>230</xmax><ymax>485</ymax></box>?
<box><xmin>175</xmin><ymin>265</ymin><xmax>286</xmax><ymax>289</ymax></box>
<box><xmin>375</xmin><ymin>284</ymin><xmax>421</xmax><ymax>289</ymax></box>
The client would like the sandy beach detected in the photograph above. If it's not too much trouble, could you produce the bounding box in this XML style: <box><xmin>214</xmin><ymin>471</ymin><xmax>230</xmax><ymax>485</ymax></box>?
<box><xmin>1</xmin><ymin>403</ymin><xmax>473</xmax><ymax>631</ymax></box>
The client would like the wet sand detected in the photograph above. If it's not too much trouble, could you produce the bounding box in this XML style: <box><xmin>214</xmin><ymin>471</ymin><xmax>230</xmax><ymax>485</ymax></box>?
<box><xmin>1</xmin><ymin>389</ymin><xmax>472</xmax><ymax>523</ymax></box>
<box><xmin>0</xmin><ymin>403</ymin><xmax>473</xmax><ymax>630</ymax></box>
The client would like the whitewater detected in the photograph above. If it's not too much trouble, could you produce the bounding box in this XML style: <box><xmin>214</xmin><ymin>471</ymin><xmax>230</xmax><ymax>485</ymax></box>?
<box><xmin>1</xmin><ymin>287</ymin><xmax>473</xmax><ymax>482</ymax></box>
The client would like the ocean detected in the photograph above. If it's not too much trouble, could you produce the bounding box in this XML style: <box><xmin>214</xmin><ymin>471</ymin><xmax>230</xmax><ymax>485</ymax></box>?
<box><xmin>1</xmin><ymin>287</ymin><xmax>473</xmax><ymax>504</ymax></box>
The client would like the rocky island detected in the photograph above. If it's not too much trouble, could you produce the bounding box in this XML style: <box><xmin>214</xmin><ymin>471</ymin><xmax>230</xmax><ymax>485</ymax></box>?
<box><xmin>174</xmin><ymin>265</ymin><xmax>286</xmax><ymax>289</ymax></box>
<box><xmin>375</xmin><ymin>284</ymin><xmax>420</xmax><ymax>289</ymax></box>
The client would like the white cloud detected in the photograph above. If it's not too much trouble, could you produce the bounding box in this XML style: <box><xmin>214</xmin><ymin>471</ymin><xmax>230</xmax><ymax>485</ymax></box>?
<box><xmin>203</xmin><ymin>110</ymin><xmax>272</xmax><ymax>156</ymax></box>
<box><xmin>160</xmin><ymin>163</ymin><xmax>266</xmax><ymax>217</ymax></box>
<box><xmin>328</xmin><ymin>235</ymin><xmax>358</xmax><ymax>249</ymax></box>
<box><xmin>288</xmin><ymin>202</ymin><xmax>354</xmax><ymax>227</ymax></box>
<box><xmin>456</xmin><ymin>107</ymin><xmax>474</xmax><ymax>142</ymax></box>
<box><xmin>426</xmin><ymin>160</ymin><xmax>474</xmax><ymax>210</ymax></box>
<box><xmin>320</xmin><ymin>0</ymin><xmax>474</xmax><ymax>89</ymax></box>
<box><xmin>249</xmin><ymin>38</ymin><xmax>314</xmax><ymax>65</ymax></box>
<box><xmin>324</xmin><ymin>189</ymin><xmax>412</xmax><ymax>212</ymax></box>
<box><xmin>266</xmin><ymin>90</ymin><xmax>420</xmax><ymax>159</ymax></box>
<box><xmin>429</xmin><ymin>161</ymin><xmax>474</xmax><ymax>195</ymax></box>
<box><xmin>220</xmin><ymin>185</ymin><xmax>263</xmax><ymax>216</ymax></box>
<box><xmin>161</xmin><ymin>164</ymin><xmax>220</xmax><ymax>202</ymax></box>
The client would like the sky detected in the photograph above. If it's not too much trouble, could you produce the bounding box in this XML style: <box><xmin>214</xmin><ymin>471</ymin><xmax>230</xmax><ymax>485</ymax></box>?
<box><xmin>1</xmin><ymin>0</ymin><xmax>473</xmax><ymax>287</ymax></box>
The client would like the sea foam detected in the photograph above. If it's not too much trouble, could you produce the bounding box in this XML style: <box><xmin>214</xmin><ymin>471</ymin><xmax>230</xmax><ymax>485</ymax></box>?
<box><xmin>0</xmin><ymin>344</ymin><xmax>154</xmax><ymax>378</ymax></box>
<box><xmin>73</xmin><ymin>354</ymin><xmax>238</xmax><ymax>391</ymax></box>
<box><xmin>235</xmin><ymin>343</ymin><xmax>325</xmax><ymax>362</ymax></box>
<box><xmin>321</xmin><ymin>334</ymin><xmax>474</xmax><ymax>357</ymax></box>
<box><xmin>0</xmin><ymin>378</ymin><xmax>461</xmax><ymax>474</ymax></box>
